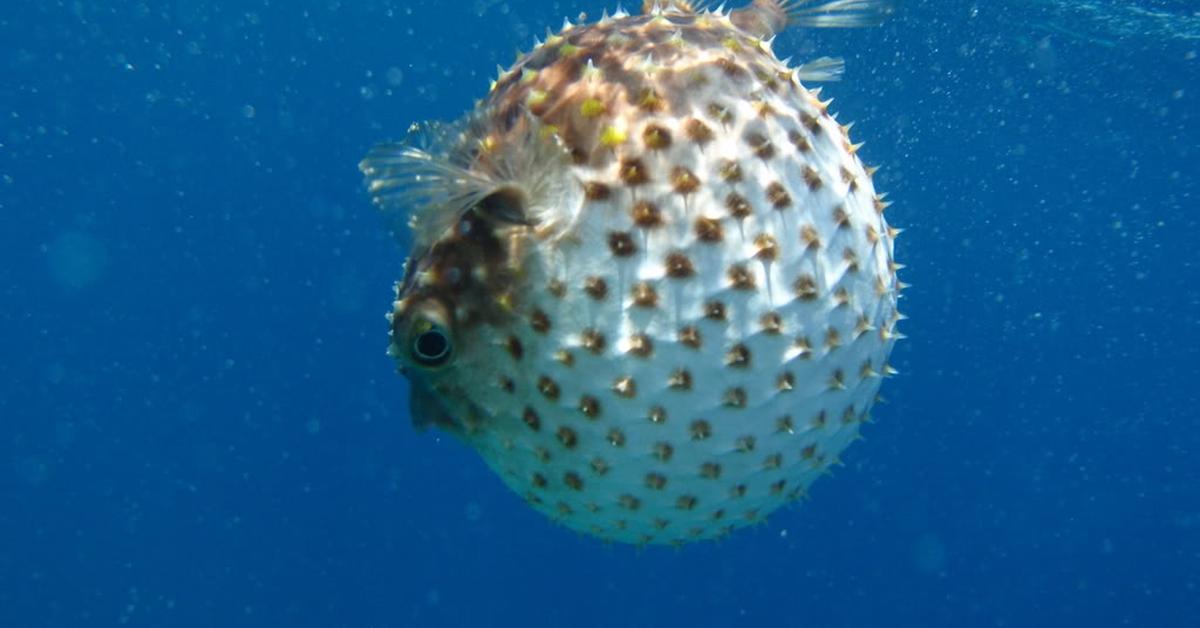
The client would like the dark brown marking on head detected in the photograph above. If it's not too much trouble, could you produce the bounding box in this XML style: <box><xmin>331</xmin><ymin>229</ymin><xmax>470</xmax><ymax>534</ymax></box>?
<box><xmin>653</xmin><ymin>441</ymin><xmax>674</xmax><ymax>462</ymax></box>
<box><xmin>581</xmin><ymin>328</ymin><xmax>606</xmax><ymax>354</ymax></box>
<box><xmin>704</xmin><ymin>300</ymin><xmax>727</xmax><ymax>321</ymax></box>
<box><xmin>619</xmin><ymin>157</ymin><xmax>650</xmax><ymax>186</ymax></box>
<box><xmin>671</xmin><ymin>166</ymin><xmax>700</xmax><ymax>195</ymax></box>
<box><xmin>706</xmin><ymin>103</ymin><xmax>733</xmax><ymax>125</ymax></box>
<box><xmin>764</xmin><ymin>453</ymin><xmax>783</xmax><ymax>469</ymax></box>
<box><xmin>665</xmin><ymin>252</ymin><xmax>695</xmax><ymax>278</ymax></box>
<box><xmin>728</xmin><ymin>264</ymin><xmax>755</xmax><ymax>290</ymax></box>
<box><xmin>530</xmin><ymin>308</ymin><xmax>551</xmax><ymax>333</ymax></box>
<box><xmin>725</xmin><ymin>344</ymin><xmax>751</xmax><ymax>368</ymax></box>
<box><xmin>754</xmin><ymin>233</ymin><xmax>778</xmax><ymax>261</ymax></box>
<box><xmin>668</xmin><ymin>368</ymin><xmax>693</xmax><ymax>390</ymax></box>
<box><xmin>499</xmin><ymin>376</ymin><xmax>515</xmax><ymax>393</ymax></box>
<box><xmin>800</xmin><ymin>224</ymin><xmax>821</xmax><ymax>251</ymax></box>
<box><xmin>719</xmin><ymin>159</ymin><xmax>743</xmax><ymax>182</ymax></box>
<box><xmin>555</xmin><ymin>349</ymin><xmax>575</xmax><ymax>367</ymax></box>
<box><xmin>761</xmin><ymin>311</ymin><xmax>783</xmax><ymax>335</ymax></box>
<box><xmin>631</xmin><ymin>281</ymin><xmax>658</xmax><ymax>308</ymax></box>
<box><xmin>608</xmin><ymin>231</ymin><xmax>637</xmax><ymax>257</ymax></box>
<box><xmin>648</xmin><ymin>405</ymin><xmax>667</xmax><ymax>424</ymax></box>
<box><xmin>619</xmin><ymin>494</ymin><xmax>640</xmax><ymax>511</ymax></box>
<box><xmin>590</xmin><ymin>457</ymin><xmax>610</xmax><ymax>476</ymax></box>
<box><xmin>642</xmin><ymin>124</ymin><xmax>672</xmax><ymax>150</ymax></box>
<box><xmin>776</xmin><ymin>414</ymin><xmax>795</xmax><ymax>433</ymax></box>
<box><xmin>557</xmin><ymin>426</ymin><xmax>578</xmax><ymax>449</ymax></box>
<box><xmin>690</xmin><ymin>419</ymin><xmax>712</xmax><ymax>440</ymax></box>
<box><xmin>628</xmin><ymin>333</ymin><xmax>653</xmax><ymax>358</ymax></box>
<box><xmin>506</xmin><ymin>335</ymin><xmax>524</xmax><ymax>360</ymax></box>
<box><xmin>802</xmin><ymin>165</ymin><xmax>822</xmax><ymax>191</ymax></box>
<box><xmin>612</xmin><ymin>375</ymin><xmax>636</xmax><ymax>398</ymax></box>
<box><xmin>644</xmin><ymin>473</ymin><xmax>667</xmax><ymax>490</ymax></box>
<box><xmin>700</xmin><ymin>462</ymin><xmax>722</xmax><ymax>479</ymax></box>
<box><xmin>547</xmin><ymin>278</ymin><xmax>566</xmax><ymax>298</ymax></box>
<box><xmin>584</xmin><ymin>181</ymin><xmax>611</xmax><ymax>201</ymax></box>
<box><xmin>723</xmin><ymin>387</ymin><xmax>747</xmax><ymax>407</ymax></box>
<box><xmin>579</xmin><ymin>394</ymin><xmax>601</xmax><ymax>419</ymax></box>
<box><xmin>532</xmin><ymin>472</ymin><xmax>548</xmax><ymax>488</ymax></box>
<box><xmin>631</xmin><ymin>200</ymin><xmax>663</xmax><ymax>229</ymax></box>
<box><xmin>584</xmin><ymin>276</ymin><xmax>608</xmax><ymax>300</ymax></box>
<box><xmin>523</xmin><ymin>407</ymin><xmax>541</xmax><ymax>431</ymax></box>
<box><xmin>789</xmin><ymin>130</ymin><xmax>811</xmax><ymax>153</ymax></box>
<box><xmin>676</xmin><ymin>495</ymin><xmax>697</xmax><ymax>510</ymax></box>
<box><xmin>694</xmin><ymin>217</ymin><xmax>723</xmax><ymax>243</ymax></box>
<box><xmin>725</xmin><ymin>192</ymin><xmax>751</xmax><ymax>219</ymax></box>
<box><xmin>794</xmin><ymin>274</ymin><xmax>818</xmax><ymax>300</ymax></box>
<box><xmin>801</xmin><ymin>111</ymin><xmax>821</xmax><ymax>133</ymax></box>
<box><xmin>538</xmin><ymin>375</ymin><xmax>560</xmax><ymax>400</ymax></box>
<box><xmin>564</xmin><ymin>472</ymin><xmax>584</xmax><ymax>491</ymax></box>
<box><xmin>679</xmin><ymin>325</ymin><xmax>701</xmax><ymax>349</ymax></box>
<box><xmin>745</xmin><ymin>132</ymin><xmax>775</xmax><ymax>160</ymax></box>
<box><xmin>607</xmin><ymin>428</ymin><xmax>626</xmax><ymax>447</ymax></box>
<box><xmin>766</xmin><ymin>182</ymin><xmax>791</xmax><ymax>209</ymax></box>
<box><xmin>685</xmin><ymin>118</ymin><xmax>714</xmax><ymax>144</ymax></box>
<box><xmin>735</xmin><ymin>435</ymin><xmax>756</xmax><ymax>453</ymax></box>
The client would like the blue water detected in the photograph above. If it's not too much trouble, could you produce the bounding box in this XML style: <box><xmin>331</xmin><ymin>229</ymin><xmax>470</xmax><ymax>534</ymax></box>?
<box><xmin>3</xmin><ymin>1</ymin><xmax>1197</xmax><ymax>626</ymax></box>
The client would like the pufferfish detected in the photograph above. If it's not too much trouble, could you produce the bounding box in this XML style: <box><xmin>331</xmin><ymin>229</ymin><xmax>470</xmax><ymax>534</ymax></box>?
<box><xmin>360</xmin><ymin>0</ymin><xmax>904</xmax><ymax>545</ymax></box>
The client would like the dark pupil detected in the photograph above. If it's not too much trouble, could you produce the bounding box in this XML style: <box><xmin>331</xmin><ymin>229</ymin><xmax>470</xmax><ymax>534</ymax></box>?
<box><xmin>414</xmin><ymin>329</ymin><xmax>450</xmax><ymax>363</ymax></box>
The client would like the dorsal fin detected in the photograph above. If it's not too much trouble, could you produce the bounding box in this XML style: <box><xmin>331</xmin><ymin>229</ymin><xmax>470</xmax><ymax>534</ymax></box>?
<box><xmin>641</xmin><ymin>0</ymin><xmax>697</xmax><ymax>14</ymax></box>
<box><xmin>731</xmin><ymin>0</ymin><xmax>891</xmax><ymax>38</ymax></box>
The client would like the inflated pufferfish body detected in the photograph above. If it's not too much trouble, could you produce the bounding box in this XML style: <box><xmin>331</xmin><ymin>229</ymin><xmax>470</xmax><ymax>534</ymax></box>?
<box><xmin>361</xmin><ymin>0</ymin><xmax>903</xmax><ymax>545</ymax></box>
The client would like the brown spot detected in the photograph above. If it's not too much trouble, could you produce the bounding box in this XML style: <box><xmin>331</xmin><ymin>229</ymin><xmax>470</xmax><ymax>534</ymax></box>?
<box><xmin>700</xmin><ymin>462</ymin><xmax>722</xmax><ymax>479</ymax></box>
<box><xmin>499</xmin><ymin>376</ymin><xmax>515</xmax><ymax>393</ymax></box>
<box><xmin>584</xmin><ymin>181</ymin><xmax>611</xmax><ymax>201</ymax></box>
<box><xmin>506</xmin><ymin>336</ymin><xmax>524</xmax><ymax>360</ymax></box>
<box><xmin>766</xmin><ymin>182</ymin><xmax>791</xmax><ymax>209</ymax></box>
<box><xmin>800</xmin><ymin>111</ymin><xmax>820</xmax><ymax>132</ymax></box>
<box><xmin>676</xmin><ymin>495</ymin><xmax>698</xmax><ymax>511</ymax></box>
<box><xmin>704</xmin><ymin>301</ymin><xmax>727</xmax><ymax>321</ymax></box>
<box><xmin>563</xmin><ymin>472</ymin><xmax>584</xmax><ymax>491</ymax></box>
<box><xmin>631</xmin><ymin>281</ymin><xmax>658</xmax><ymax>308</ymax></box>
<box><xmin>619</xmin><ymin>494</ymin><xmax>641</xmax><ymax>510</ymax></box>
<box><xmin>671</xmin><ymin>167</ymin><xmax>700</xmax><ymax>195</ymax></box>
<box><xmin>664</xmin><ymin>252</ymin><xmax>695</xmax><ymax>278</ymax></box>
<box><xmin>532</xmin><ymin>473</ymin><xmax>548</xmax><ymax>488</ymax></box>
<box><xmin>725</xmin><ymin>192</ymin><xmax>751</xmax><ymax>219</ymax></box>
<box><xmin>690</xmin><ymin>419</ymin><xmax>712</xmax><ymax>440</ymax></box>
<box><xmin>725</xmin><ymin>344</ymin><xmax>751</xmax><ymax>368</ymax></box>
<box><xmin>584</xmin><ymin>276</ymin><xmax>608</xmax><ymax>300</ymax></box>
<box><xmin>547</xmin><ymin>279</ymin><xmax>566</xmax><ymax>298</ymax></box>
<box><xmin>730</xmin><ymin>484</ymin><xmax>747</xmax><ymax>498</ymax></box>
<box><xmin>844</xmin><ymin>248</ymin><xmax>861</xmax><ymax>273</ymax></box>
<box><xmin>865</xmin><ymin>224</ymin><xmax>880</xmax><ymax>245</ymax></box>
<box><xmin>763</xmin><ymin>453</ymin><xmax>783</xmax><ymax>469</ymax></box>
<box><xmin>537</xmin><ymin>375</ymin><xmax>560</xmax><ymax>400</ymax></box>
<box><xmin>794</xmin><ymin>336</ymin><xmax>813</xmax><ymax>358</ymax></box>
<box><xmin>522</xmin><ymin>407</ymin><xmax>541</xmax><ymax>431</ymax></box>
<box><xmin>727</xmin><ymin>264</ymin><xmax>755</xmax><ymax>290</ymax></box>
<box><xmin>800</xmin><ymin>224</ymin><xmax>821</xmax><ymax>251</ymax></box>
<box><xmin>631</xmin><ymin>200</ymin><xmax>662</xmax><ymax>229</ymax></box>
<box><xmin>554</xmin><ymin>350</ymin><xmax>574</xmax><ymax>367</ymax></box>
<box><xmin>590</xmin><ymin>457</ymin><xmax>610</xmax><ymax>475</ymax></box>
<box><xmin>685</xmin><ymin>118</ymin><xmax>713</xmax><ymax>144</ymax></box>
<box><xmin>644</xmin><ymin>473</ymin><xmax>667</xmax><ymax>490</ymax></box>
<box><xmin>754</xmin><ymin>100</ymin><xmax>776</xmax><ymax>118</ymax></box>
<box><xmin>719</xmin><ymin>159</ymin><xmax>743</xmax><ymax>182</ymax></box>
<box><xmin>842</xmin><ymin>405</ymin><xmax>860</xmax><ymax>424</ymax></box>
<box><xmin>833</xmin><ymin>204</ymin><xmax>851</xmax><ymax>229</ymax></box>
<box><xmin>619</xmin><ymin>158</ymin><xmax>649</xmax><ymax>186</ymax></box>
<box><xmin>711</xmin><ymin>509</ymin><xmax>726</xmax><ymax>521</ymax></box>
<box><xmin>761</xmin><ymin>312</ymin><xmax>783</xmax><ymax>334</ymax></box>
<box><xmin>642</xmin><ymin>124</ymin><xmax>672</xmax><ymax>150</ymax></box>
<box><xmin>706</xmin><ymin>103</ymin><xmax>733</xmax><ymax>125</ymax></box>
<box><xmin>668</xmin><ymin>368</ymin><xmax>693</xmax><ymax>390</ymax></box>
<box><xmin>628</xmin><ymin>333</ymin><xmax>653</xmax><ymax>358</ymax></box>
<box><xmin>777</xmin><ymin>372</ymin><xmax>796</xmax><ymax>392</ymax></box>
<box><xmin>557</xmin><ymin>426</ymin><xmax>578</xmax><ymax>449</ymax></box>
<box><xmin>534</xmin><ymin>446</ymin><xmax>551</xmax><ymax>463</ymax></box>
<box><xmin>530</xmin><ymin>309</ymin><xmax>551</xmax><ymax>333</ymax></box>
<box><xmin>679</xmin><ymin>325</ymin><xmax>702</xmax><ymax>349</ymax></box>
<box><xmin>715</xmin><ymin>57</ymin><xmax>745</xmax><ymax>78</ymax></box>
<box><xmin>802</xmin><ymin>444</ymin><xmax>818</xmax><ymax>460</ymax></box>
<box><xmin>788</xmin><ymin>130</ymin><xmax>811</xmax><ymax>152</ymax></box>
<box><xmin>735</xmin><ymin>436</ymin><xmax>756</xmax><ymax>453</ymax></box>
<box><xmin>812</xmin><ymin>411</ymin><xmax>828</xmax><ymax>429</ymax></box>
<box><xmin>776</xmin><ymin>415</ymin><xmax>795</xmax><ymax>433</ymax></box>
<box><xmin>834</xmin><ymin>286</ymin><xmax>852</xmax><ymax>307</ymax></box>
<box><xmin>694</xmin><ymin>217</ymin><xmax>723</xmax><ymax>242</ymax></box>
<box><xmin>612</xmin><ymin>376</ymin><xmax>636</xmax><ymax>398</ymax></box>
<box><xmin>840</xmin><ymin>164</ymin><xmax>856</xmax><ymax>184</ymax></box>
<box><xmin>648</xmin><ymin>406</ymin><xmax>667</xmax><ymax>424</ymax></box>
<box><xmin>802</xmin><ymin>165</ymin><xmax>822</xmax><ymax>190</ymax></box>
<box><xmin>723</xmin><ymin>387</ymin><xmax>747</xmax><ymax>408</ymax></box>
<box><xmin>637</xmin><ymin>87</ymin><xmax>664</xmax><ymax>112</ymax></box>
<box><xmin>581</xmin><ymin>328</ymin><xmax>606</xmax><ymax>354</ymax></box>
<box><xmin>794</xmin><ymin>274</ymin><xmax>819</xmax><ymax>300</ymax></box>
<box><xmin>825</xmin><ymin>327</ymin><xmax>842</xmax><ymax>350</ymax></box>
<box><xmin>754</xmin><ymin>233</ymin><xmax>778</xmax><ymax>261</ymax></box>
<box><xmin>745</xmin><ymin>132</ymin><xmax>775</xmax><ymax>160</ymax></box>
<box><xmin>770</xmin><ymin>479</ymin><xmax>787</xmax><ymax>495</ymax></box>
<box><xmin>608</xmin><ymin>231</ymin><xmax>637</xmax><ymax>257</ymax></box>
<box><xmin>607</xmin><ymin>428</ymin><xmax>626</xmax><ymax>447</ymax></box>
<box><xmin>579</xmin><ymin>395</ymin><xmax>601</xmax><ymax>418</ymax></box>
<box><xmin>653</xmin><ymin>441</ymin><xmax>674</xmax><ymax>461</ymax></box>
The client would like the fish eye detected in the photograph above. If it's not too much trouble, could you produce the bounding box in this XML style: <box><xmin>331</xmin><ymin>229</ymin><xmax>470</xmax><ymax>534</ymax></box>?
<box><xmin>411</xmin><ymin>322</ymin><xmax>453</xmax><ymax>367</ymax></box>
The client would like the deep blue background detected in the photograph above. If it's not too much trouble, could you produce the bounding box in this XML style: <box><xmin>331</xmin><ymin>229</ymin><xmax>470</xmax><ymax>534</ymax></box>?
<box><xmin>3</xmin><ymin>1</ymin><xmax>1197</xmax><ymax>626</ymax></box>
